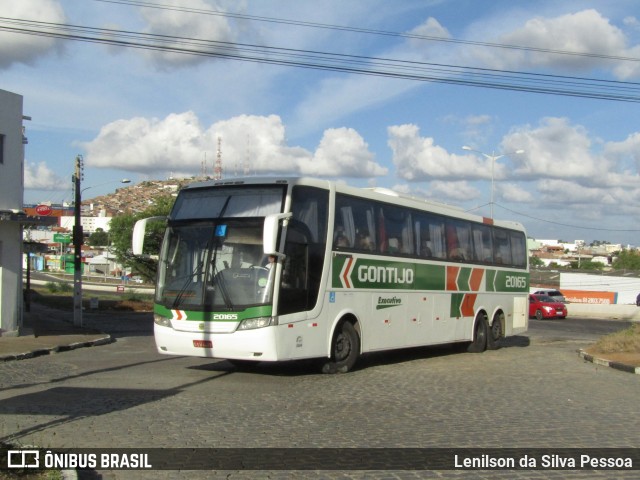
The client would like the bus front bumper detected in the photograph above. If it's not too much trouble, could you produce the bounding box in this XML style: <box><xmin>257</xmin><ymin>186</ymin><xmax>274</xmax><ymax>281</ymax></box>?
<box><xmin>154</xmin><ymin>324</ymin><xmax>279</xmax><ymax>361</ymax></box>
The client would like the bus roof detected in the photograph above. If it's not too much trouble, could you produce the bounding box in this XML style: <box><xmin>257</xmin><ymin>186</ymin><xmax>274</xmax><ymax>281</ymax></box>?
<box><xmin>180</xmin><ymin>176</ymin><xmax>526</xmax><ymax>232</ymax></box>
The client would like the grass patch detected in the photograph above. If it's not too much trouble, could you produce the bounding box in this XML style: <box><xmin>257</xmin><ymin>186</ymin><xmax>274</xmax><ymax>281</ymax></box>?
<box><xmin>588</xmin><ymin>323</ymin><xmax>640</xmax><ymax>354</ymax></box>
<box><xmin>26</xmin><ymin>286</ymin><xmax>153</xmax><ymax>312</ymax></box>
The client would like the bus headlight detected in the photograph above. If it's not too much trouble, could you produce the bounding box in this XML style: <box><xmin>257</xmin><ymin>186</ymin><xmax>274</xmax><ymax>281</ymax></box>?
<box><xmin>237</xmin><ymin>317</ymin><xmax>277</xmax><ymax>330</ymax></box>
<box><xmin>154</xmin><ymin>315</ymin><xmax>172</xmax><ymax>328</ymax></box>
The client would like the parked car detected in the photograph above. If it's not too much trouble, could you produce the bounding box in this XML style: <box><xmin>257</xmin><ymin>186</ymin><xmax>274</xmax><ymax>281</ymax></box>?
<box><xmin>529</xmin><ymin>294</ymin><xmax>568</xmax><ymax>320</ymax></box>
<box><xmin>533</xmin><ymin>289</ymin><xmax>566</xmax><ymax>303</ymax></box>
<box><xmin>124</xmin><ymin>273</ymin><xmax>144</xmax><ymax>284</ymax></box>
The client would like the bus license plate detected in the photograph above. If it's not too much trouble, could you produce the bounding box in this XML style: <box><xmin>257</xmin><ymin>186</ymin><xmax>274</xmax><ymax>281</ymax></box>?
<box><xmin>193</xmin><ymin>340</ymin><xmax>212</xmax><ymax>348</ymax></box>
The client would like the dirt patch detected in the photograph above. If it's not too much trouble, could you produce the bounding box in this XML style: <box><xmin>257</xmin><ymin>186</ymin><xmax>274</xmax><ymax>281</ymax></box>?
<box><xmin>584</xmin><ymin>323</ymin><xmax>640</xmax><ymax>367</ymax></box>
<box><xmin>583</xmin><ymin>349</ymin><xmax>640</xmax><ymax>367</ymax></box>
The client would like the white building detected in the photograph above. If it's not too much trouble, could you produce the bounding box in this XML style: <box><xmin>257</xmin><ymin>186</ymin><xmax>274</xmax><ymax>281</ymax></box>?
<box><xmin>0</xmin><ymin>89</ymin><xmax>26</xmax><ymax>335</ymax></box>
<box><xmin>60</xmin><ymin>215</ymin><xmax>112</xmax><ymax>234</ymax></box>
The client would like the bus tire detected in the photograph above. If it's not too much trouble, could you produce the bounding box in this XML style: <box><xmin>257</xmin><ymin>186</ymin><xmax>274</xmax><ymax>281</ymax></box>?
<box><xmin>486</xmin><ymin>312</ymin><xmax>503</xmax><ymax>350</ymax></box>
<box><xmin>321</xmin><ymin>321</ymin><xmax>360</xmax><ymax>374</ymax></box>
<box><xmin>467</xmin><ymin>313</ymin><xmax>488</xmax><ymax>353</ymax></box>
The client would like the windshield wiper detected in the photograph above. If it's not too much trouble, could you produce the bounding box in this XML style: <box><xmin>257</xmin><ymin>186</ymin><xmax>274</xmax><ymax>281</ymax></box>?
<box><xmin>171</xmin><ymin>261</ymin><xmax>207</xmax><ymax>309</ymax></box>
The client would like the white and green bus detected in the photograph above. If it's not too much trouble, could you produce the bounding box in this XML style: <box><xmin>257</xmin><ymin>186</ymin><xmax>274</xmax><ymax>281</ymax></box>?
<box><xmin>133</xmin><ymin>177</ymin><xmax>529</xmax><ymax>373</ymax></box>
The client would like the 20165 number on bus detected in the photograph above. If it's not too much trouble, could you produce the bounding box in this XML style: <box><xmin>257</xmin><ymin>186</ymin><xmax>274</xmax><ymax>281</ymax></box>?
<box><xmin>132</xmin><ymin>177</ymin><xmax>529</xmax><ymax>373</ymax></box>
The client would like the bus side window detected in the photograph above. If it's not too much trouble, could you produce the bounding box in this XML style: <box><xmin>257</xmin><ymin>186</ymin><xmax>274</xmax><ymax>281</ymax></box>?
<box><xmin>493</xmin><ymin>229</ymin><xmax>512</xmax><ymax>265</ymax></box>
<box><xmin>378</xmin><ymin>204</ymin><xmax>414</xmax><ymax>255</ymax></box>
<box><xmin>510</xmin><ymin>232</ymin><xmax>527</xmax><ymax>267</ymax></box>
<box><xmin>415</xmin><ymin>214</ymin><xmax>445</xmax><ymax>259</ymax></box>
<box><xmin>472</xmin><ymin>224</ymin><xmax>493</xmax><ymax>263</ymax></box>
<box><xmin>336</xmin><ymin>194</ymin><xmax>377</xmax><ymax>253</ymax></box>
<box><xmin>446</xmin><ymin>219</ymin><xmax>471</xmax><ymax>262</ymax></box>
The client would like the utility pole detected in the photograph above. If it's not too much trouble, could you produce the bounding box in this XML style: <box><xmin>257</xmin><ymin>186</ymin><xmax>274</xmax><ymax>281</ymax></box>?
<box><xmin>72</xmin><ymin>155</ymin><xmax>84</xmax><ymax>327</ymax></box>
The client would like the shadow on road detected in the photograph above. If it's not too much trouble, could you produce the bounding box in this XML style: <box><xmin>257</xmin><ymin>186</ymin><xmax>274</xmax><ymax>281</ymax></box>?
<box><xmin>188</xmin><ymin>335</ymin><xmax>532</xmax><ymax>377</ymax></box>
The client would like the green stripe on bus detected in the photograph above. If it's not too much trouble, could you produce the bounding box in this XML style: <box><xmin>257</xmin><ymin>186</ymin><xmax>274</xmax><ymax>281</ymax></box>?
<box><xmin>332</xmin><ymin>256</ymin><xmax>528</xmax><ymax>292</ymax></box>
<box><xmin>450</xmin><ymin>293</ymin><xmax>464</xmax><ymax>317</ymax></box>
<box><xmin>485</xmin><ymin>270</ymin><xmax>497</xmax><ymax>292</ymax></box>
<box><xmin>456</xmin><ymin>267</ymin><xmax>471</xmax><ymax>291</ymax></box>
<box><xmin>154</xmin><ymin>304</ymin><xmax>273</xmax><ymax>321</ymax></box>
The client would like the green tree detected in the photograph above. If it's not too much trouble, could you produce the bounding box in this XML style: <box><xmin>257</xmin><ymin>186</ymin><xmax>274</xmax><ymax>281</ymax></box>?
<box><xmin>529</xmin><ymin>256</ymin><xmax>544</xmax><ymax>267</ymax></box>
<box><xmin>109</xmin><ymin>196</ymin><xmax>175</xmax><ymax>282</ymax></box>
<box><xmin>612</xmin><ymin>250</ymin><xmax>640</xmax><ymax>271</ymax></box>
<box><xmin>570</xmin><ymin>260</ymin><xmax>604</xmax><ymax>271</ymax></box>
<box><xmin>87</xmin><ymin>227</ymin><xmax>109</xmax><ymax>247</ymax></box>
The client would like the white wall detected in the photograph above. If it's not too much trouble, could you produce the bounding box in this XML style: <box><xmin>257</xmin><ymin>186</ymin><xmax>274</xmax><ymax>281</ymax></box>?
<box><xmin>0</xmin><ymin>89</ymin><xmax>24</xmax><ymax>335</ymax></box>
<box><xmin>560</xmin><ymin>272</ymin><xmax>640</xmax><ymax>305</ymax></box>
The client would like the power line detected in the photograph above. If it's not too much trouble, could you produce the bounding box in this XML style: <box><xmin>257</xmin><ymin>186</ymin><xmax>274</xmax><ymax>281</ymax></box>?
<box><xmin>94</xmin><ymin>0</ymin><xmax>640</xmax><ymax>64</ymax></box>
<box><xmin>2</xmin><ymin>16</ymin><xmax>640</xmax><ymax>102</ymax></box>
<box><xmin>494</xmin><ymin>203</ymin><xmax>640</xmax><ymax>232</ymax></box>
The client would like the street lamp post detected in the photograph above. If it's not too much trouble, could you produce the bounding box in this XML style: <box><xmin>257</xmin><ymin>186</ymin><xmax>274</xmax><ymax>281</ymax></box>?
<box><xmin>462</xmin><ymin>146</ymin><xmax>524</xmax><ymax>219</ymax></box>
<box><xmin>72</xmin><ymin>154</ymin><xmax>131</xmax><ymax>327</ymax></box>
<box><xmin>72</xmin><ymin>155</ymin><xmax>84</xmax><ymax>327</ymax></box>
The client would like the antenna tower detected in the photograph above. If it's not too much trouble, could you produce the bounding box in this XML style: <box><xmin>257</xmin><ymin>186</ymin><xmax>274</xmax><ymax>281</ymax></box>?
<box><xmin>244</xmin><ymin>135</ymin><xmax>251</xmax><ymax>176</ymax></box>
<box><xmin>214</xmin><ymin>137</ymin><xmax>223</xmax><ymax>180</ymax></box>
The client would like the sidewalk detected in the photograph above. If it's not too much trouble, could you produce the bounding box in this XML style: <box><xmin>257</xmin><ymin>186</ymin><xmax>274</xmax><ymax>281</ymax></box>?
<box><xmin>0</xmin><ymin>302</ymin><xmax>112</xmax><ymax>361</ymax></box>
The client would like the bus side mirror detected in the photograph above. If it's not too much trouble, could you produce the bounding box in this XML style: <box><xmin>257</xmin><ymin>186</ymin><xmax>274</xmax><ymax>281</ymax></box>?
<box><xmin>132</xmin><ymin>216</ymin><xmax>166</xmax><ymax>255</ymax></box>
<box><xmin>263</xmin><ymin>213</ymin><xmax>292</xmax><ymax>256</ymax></box>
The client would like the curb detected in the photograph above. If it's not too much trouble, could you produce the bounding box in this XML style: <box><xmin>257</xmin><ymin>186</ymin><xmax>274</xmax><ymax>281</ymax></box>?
<box><xmin>578</xmin><ymin>350</ymin><xmax>640</xmax><ymax>375</ymax></box>
<box><xmin>0</xmin><ymin>335</ymin><xmax>113</xmax><ymax>362</ymax></box>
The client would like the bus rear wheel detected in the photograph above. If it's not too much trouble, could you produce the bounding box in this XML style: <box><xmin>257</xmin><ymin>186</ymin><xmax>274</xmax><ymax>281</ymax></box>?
<box><xmin>467</xmin><ymin>313</ymin><xmax>488</xmax><ymax>353</ymax></box>
<box><xmin>486</xmin><ymin>312</ymin><xmax>503</xmax><ymax>350</ymax></box>
<box><xmin>321</xmin><ymin>321</ymin><xmax>360</xmax><ymax>374</ymax></box>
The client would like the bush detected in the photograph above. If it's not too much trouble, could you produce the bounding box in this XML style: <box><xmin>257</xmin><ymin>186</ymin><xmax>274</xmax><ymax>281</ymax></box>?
<box><xmin>45</xmin><ymin>281</ymin><xmax>73</xmax><ymax>294</ymax></box>
<box><xmin>123</xmin><ymin>290</ymin><xmax>152</xmax><ymax>303</ymax></box>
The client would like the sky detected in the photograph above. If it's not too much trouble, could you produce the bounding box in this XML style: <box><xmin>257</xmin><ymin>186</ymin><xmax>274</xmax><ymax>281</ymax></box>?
<box><xmin>3</xmin><ymin>0</ymin><xmax>640</xmax><ymax>246</ymax></box>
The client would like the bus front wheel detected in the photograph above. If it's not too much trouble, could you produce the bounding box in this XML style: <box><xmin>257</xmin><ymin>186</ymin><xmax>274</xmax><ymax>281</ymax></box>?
<box><xmin>467</xmin><ymin>313</ymin><xmax>488</xmax><ymax>353</ymax></box>
<box><xmin>321</xmin><ymin>321</ymin><xmax>360</xmax><ymax>374</ymax></box>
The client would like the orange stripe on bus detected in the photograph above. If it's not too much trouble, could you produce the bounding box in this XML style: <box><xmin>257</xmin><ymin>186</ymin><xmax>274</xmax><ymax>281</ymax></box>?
<box><xmin>446</xmin><ymin>266</ymin><xmax>459</xmax><ymax>291</ymax></box>
<box><xmin>461</xmin><ymin>294</ymin><xmax>477</xmax><ymax>317</ymax></box>
<box><xmin>469</xmin><ymin>269</ymin><xmax>484</xmax><ymax>291</ymax></box>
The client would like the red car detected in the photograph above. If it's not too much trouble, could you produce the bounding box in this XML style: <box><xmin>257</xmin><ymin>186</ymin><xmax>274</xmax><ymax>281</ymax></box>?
<box><xmin>529</xmin><ymin>294</ymin><xmax>567</xmax><ymax>320</ymax></box>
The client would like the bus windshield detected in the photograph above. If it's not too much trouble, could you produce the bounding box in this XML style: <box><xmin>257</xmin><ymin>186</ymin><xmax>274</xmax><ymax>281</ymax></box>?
<box><xmin>156</xmin><ymin>220</ymin><xmax>276</xmax><ymax>311</ymax></box>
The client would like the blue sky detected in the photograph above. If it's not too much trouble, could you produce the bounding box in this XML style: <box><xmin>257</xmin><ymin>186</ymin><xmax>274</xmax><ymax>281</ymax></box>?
<box><xmin>3</xmin><ymin>0</ymin><xmax>640</xmax><ymax>246</ymax></box>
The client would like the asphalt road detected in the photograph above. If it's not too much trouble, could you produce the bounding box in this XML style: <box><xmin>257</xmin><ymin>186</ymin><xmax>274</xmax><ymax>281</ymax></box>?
<box><xmin>1</xmin><ymin>314</ymin><xmax>638</xmax><ymax>480</ymax></box>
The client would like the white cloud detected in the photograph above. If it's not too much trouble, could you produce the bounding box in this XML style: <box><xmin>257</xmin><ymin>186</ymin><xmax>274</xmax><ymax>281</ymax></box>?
<box><xmin>24</xmin><ymin>161</ymin><xmax>67</xmax><ymax>190</ymax></box>
<box><xmin>503</xmin><ymin>117</ymin><xmax>604</xmax><ymax>180</ymax></box>
<box><xmin>139</xmin><ymin>0</ymin><xmax>237</xmax><ymax>69</ymax></box>
<box><xmin>463</xmin><ymin>9</ymin><xmax>640</xmax><ymax>79</ymax></box>
<box><xmin>0</xmin><ymin>0</ymin><xmax>66</xmax><ymax>69</ymax></box>
<box><xmin>443</xmin><ymin>114</ymin><xmax>494</xmax><ymax>145</ymax></box>
<box><xmin>427</xmin><ymin>180</ymin><xmax>480</xmax><ymax>202</ymax></box>
<box><xmin>623</xmin><ymin>16</ymin><xmax>640</xmax><ymax>29</ymax></box>
<box><xmin>604</xmin><ymin>131</ymin><xmax>640</xmax><ymax>172</ymax></box>
<box><xmin>306</xmin><ymin>128</ymin><xmax>387</xmax><ymax>177</ymax></box>
<box><xmin>388</xmin><ymin>123</ymin><xmax>497</xmax><ymax>181</ymax></box>
<box><xmin>500</xmin><ymin>182</ymin><xmax>535</xmax><ymax>203</ymax></box>
<box><xmin>406</xmin><ymin>17</ymin><xmax>451</xmax><ymax>48</ymax></box>
<box><xmin>82</xmin><ymin>112</ymin><xmax>384</xmax><ymax>179</ymax></box>
<box><xmin>84</xmin><ymin>112</ymin><xmax>206</xmax><ymax>173</ymax></box>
